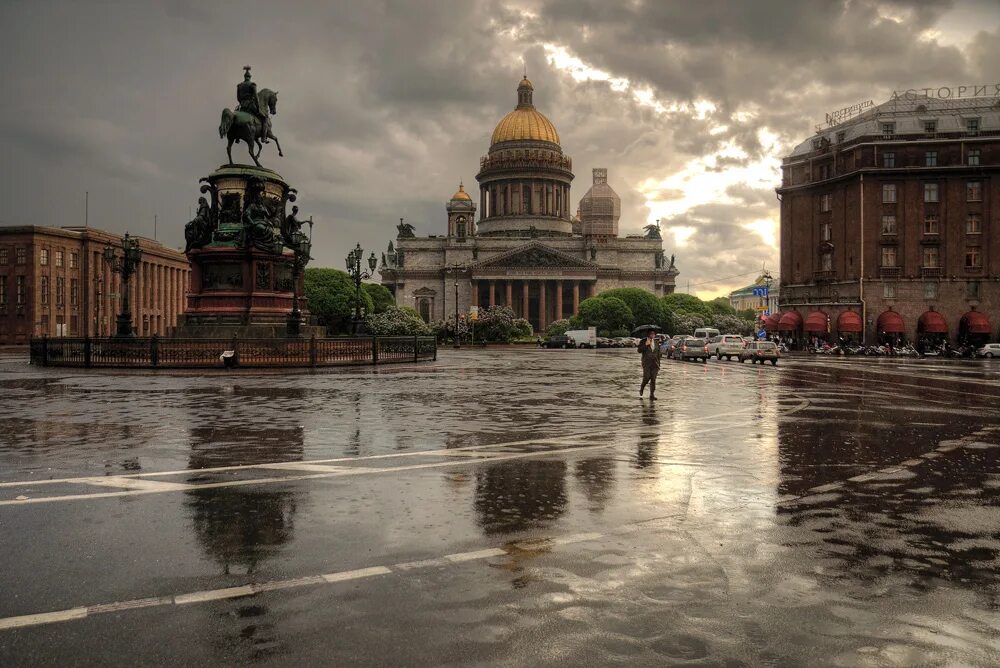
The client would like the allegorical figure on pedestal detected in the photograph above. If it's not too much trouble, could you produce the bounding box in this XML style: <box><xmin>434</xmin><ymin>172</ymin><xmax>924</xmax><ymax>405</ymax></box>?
<box><xmin>184</xmin><ymin>196</ymin><xmax>215</xmax><ymax>252</ymax></box>
<box><xmin>242</xmin><ymin>178</ymin><xmax>278</xmax><ymax>251</ymax></box>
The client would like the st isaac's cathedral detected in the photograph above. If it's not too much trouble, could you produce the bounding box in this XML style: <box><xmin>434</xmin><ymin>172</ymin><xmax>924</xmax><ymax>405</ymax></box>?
<box><xmin>379</xmin><ymin>76</ymin><xmax>678</xmax><ymax>332</ymax></box>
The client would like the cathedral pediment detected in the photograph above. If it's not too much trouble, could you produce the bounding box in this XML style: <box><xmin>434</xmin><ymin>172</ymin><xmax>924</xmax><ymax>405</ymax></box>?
<box><xmin>472</xmin><ymin>242</ymin><xmax>596</xmax><ymax>269</ymax></box>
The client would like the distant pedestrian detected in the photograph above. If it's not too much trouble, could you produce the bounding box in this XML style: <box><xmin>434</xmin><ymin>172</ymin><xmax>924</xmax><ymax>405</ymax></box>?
<box><xmin>638</xmin><ymin>329</ymin><xmax>662</xmax><ymax>400</ymax></box>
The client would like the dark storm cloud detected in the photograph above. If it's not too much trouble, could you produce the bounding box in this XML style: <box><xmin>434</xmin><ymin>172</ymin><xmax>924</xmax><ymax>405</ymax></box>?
<box><xmin>0</xmin><ymin>0</ymin><xmax>996</xmax><ymax>295</ymax></box>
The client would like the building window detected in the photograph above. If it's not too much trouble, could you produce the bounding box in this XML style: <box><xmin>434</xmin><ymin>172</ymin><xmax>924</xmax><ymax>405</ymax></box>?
<box><xmin>880</xmin><ymin>247</ymin><xmax>897</xmax><ymax>267</ymax></box>
<box><xmin>923</xmin><ymin>247</ymin><xmax>940</xmax><ymax>268</ymax></box>
<box><xmin>966</xmin><ymin>117</ymin><xmax>980</xmax><ymax>136</ymax></box>
<box><xmin>883</xmin><ymin>283</ymin><xmax>896</xmax><ymax>299</ymax></box>
<box><xmin>55</xmin><ymin>277</ymin><xmax>65</xmax><ymax>307</ymax></box>
<box><xmin>882</xmin><ymin>184</ymin><xmax>897</xmax><ymax>203</ymax></box>
<box><xmin>967</xmin><ymin>149</ymin><xmax>980</xmax><ymax>166</ymax></box>
<box><xmin>15</xmin><ymin>248</ymin><xmax>26</xmax><ymax>265</ymax></box>
<box><xmin>16</xmin><ymin>276</ymin><xmax>26</xmax><ymax>305</ymax></box>
<box><xmin>819</xmin><ymin>194</ymin><xmax>832</xmax><ymax>212</ymax></box>
<box><xmin>0</xmin><ymin>276</ymin><xmax>5</xmax><ymax>305</ymax></box>
<box><xmin>55</xmin><ymin>251</ymin><xmax>63</xmax><ymax>268</ymax></box>
<box><xmin>881</xmin><ymin>122</ymin><xmax>895</xmax><ymax>138</ymax></box>
<box><xmin>925</xmin><ymin>151</ymin><xmax>937</xmax><ymax>167</ymax></box>
<box><xmin>70</xmin><ymin>253</ymin><xmax>78</xmax><ymax>269</ymax></box>
<box><xmin>967</xmin><ymin>214</ymin><xmax>982</xmax><ymax>234</ymax></box>
<box><xmin>967</xmin><ymin>181</ymin><xmax>982</xmax><ymax>201</ymax></box>
<box><xmin>836</xmin><ymin>131</ymin><xmax>846</xmax><ymax>143</ymax></box>
<box><xmin>0</xmin><ymin>248</ymin><xmax>6</xmax><ymax>265</ymax></box>
<box><xmin>821</xmin><ymin>222</ymin><xmax>832</xmax><ymax>241</ymax></box>
<box><xmin>967</xmin><ymin>281</ymin><xmax>980</xmax><ymax>299</ymax></box>
<box><xmin>40</xmin><ymin>249</ymin><xmax>49</xmax><ymax>265</ymax></box>
<box><xmin>923</xmin><ymin>120</ymin><xmax>937</xmax><ymax>135</ymax></box>
<box><xmin>923</xmin><ymin>215</ymin><xmax>940</xmax><ymax>235</ymax></box>
<box><xmin>881</xmin><ymin>215</ymin><xmax>897</xmax><ymax>234</ymax></box>
<box><xmin>70</xmin><ymin>279</ymin><xmax>79</xmax><ymax>307</ymax></box>
<box><xmin>40</xmin><ymin>276</ymin><xmax>49</xmax><ymax>306</ymax></box>
<box><xmin>812</xmin><ymin>137</ymin><xmax>823</xmax><ymax>150</ymax></box>
<box><xmin>882</xmin><ymin>152</ymin><xmax>895</xmax><ymax>168</ymax></box>
<box><xmin>965</xmin><ymin>248</ymin><xmax>982</xmax><ymax>270</ymax></box>
<box><xmin>924</xmin><ymin>282</ymin><xmax>938</xmax><ymax>300</ymax></box>
<box><xmin>820</xmin><ymin>252</ymin><xmax>833</xmax><ymax>271</ymax></box>
<box><xmin>924</xmin><ymin>183</ymin><xmax>939</xmax><ymax>202</ymax></box>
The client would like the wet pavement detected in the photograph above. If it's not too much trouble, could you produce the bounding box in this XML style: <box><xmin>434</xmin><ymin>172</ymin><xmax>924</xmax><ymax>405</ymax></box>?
<box><xmin>0</xmin><ymin>348</ymin><xmax>998</xmax><ymax>666</ymax></box>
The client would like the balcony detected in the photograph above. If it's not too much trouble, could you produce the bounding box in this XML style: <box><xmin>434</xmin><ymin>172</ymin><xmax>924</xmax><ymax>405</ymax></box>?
<box><xmin>921</xmin><ymin>267</ymin><xmax>943</xmax><ymax>278</ymax></box>
<box><xmin>813</xmin><ymin>270</ymin><xmax>837</xmax><ymax>282</ymax></box>
<box><xmin>964</xmin><ymin>265</ymin><xmax>984</xmax><ymax>275</ymax></box>
<box><xmin>920</xmin><ymin>235</ymin><xmax>941</xmax><ymax>245</ymax></box>
<box><xmin>879</xmin><ymin>266</ymin><xmax>902</xmax><ymax>279</ymax></box>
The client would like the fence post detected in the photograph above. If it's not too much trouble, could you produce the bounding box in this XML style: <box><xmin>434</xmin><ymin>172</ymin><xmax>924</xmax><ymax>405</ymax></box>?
<box><xmin>372</xmin><ymin>336</ymin><xmax>378</xmax><ymax>365</ymax></box>
<box><xmin>41</xmin><ymin>335</ymin><xmax>49</xmax><ymax>366</ymax></box>
<box><xmin>150</xmin><ymin>335</ymin><xmax>159</xmax><ymax>367</ymax></box>
<box><xmin>232</xmin><ymin>334</ymin><xmax>239</xmax><ymax>366</ymax></box>
<box><xmin>84</xmin><ymin>336</ymin><xmax>92</xmax><ymax>368</ymax></box>
<box><xmin>309</xmin><ymin>334</ymin><xmax>317</xmax><ymax>367</ymax></box>
<box><xmin>412</xmin><ymin>335</ymin><xmax>418</xmax><ymax>362</ymax></box>
<box><xmin>433</xmin><ymin>338</ymin><xmax>437</xmax><ymax>361</ymax></box>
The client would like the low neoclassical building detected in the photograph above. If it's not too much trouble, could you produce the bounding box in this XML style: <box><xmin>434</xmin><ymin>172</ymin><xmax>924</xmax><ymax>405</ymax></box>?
<box><xmin>380</xmin><ymin>76</ymin><xmax>677</xmax><ymax>331</ymax></box>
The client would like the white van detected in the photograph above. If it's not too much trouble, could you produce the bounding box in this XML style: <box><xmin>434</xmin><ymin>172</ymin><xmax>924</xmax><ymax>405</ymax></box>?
<box><xmin>694</xmin><ymin>327</ymin><xmax>720</xmax><ymax>340</ymax></box>
<box><xmin>565</xmin><ymin>328</ymin><xmax>598</xmax><ymax>349</ymax></box>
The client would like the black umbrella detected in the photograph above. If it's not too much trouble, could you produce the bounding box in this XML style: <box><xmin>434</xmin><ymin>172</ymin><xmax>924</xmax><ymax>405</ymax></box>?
<box><xmin>631</xmin><ymin>324</ymin><xmax>662</xmax><ymax>337</ymax></box>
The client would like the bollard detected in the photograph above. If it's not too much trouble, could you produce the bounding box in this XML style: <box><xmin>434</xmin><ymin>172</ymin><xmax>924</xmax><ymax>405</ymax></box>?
<box><xmin>84</xmin><ymin>336</ymin><xmax>92</xmax><ymax>368</ymax></box>
<box><xmin>150</xmin><ymin>335</ymin><xmax>159</xmax><ymax>367</ymax></box>
<box><xmin>309</xmin><ymin>334</ymin><xmax>317</xmax><ymax>367</ymax></box>
<box><xmin>372</xmin><ymin>336</ymin><xmax>379</xmax><ymax>365</ymax></box>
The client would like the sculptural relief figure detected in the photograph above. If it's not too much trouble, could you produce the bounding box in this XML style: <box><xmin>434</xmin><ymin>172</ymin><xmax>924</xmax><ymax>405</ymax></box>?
<box><xmin>242</xmin><ymin>178</ymin><xmax>278</xmax><ymax>251</ymax></box>
<box><xmin>184</xmin><ymin>196</ymin><xmax>215</xmax><ymax>252</ymax></box>
<box><xmin>396</xmin><ymin>219</ymin><xmax>416</xmax><ymax>239</ymax></box>
<box><xmin>643</xmin><ymin>223</ymin><xmax>662</xmax><ymax>240</ymax></box>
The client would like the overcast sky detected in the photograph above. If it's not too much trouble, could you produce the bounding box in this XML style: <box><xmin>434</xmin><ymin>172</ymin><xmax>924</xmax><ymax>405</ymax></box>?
<box><xmin>1</xmin><ymin>0</ymin><xmax>998</xmax><ymax>298</ymax></box>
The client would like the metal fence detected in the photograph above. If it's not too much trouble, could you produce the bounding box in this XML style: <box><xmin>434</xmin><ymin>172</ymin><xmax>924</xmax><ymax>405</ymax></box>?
<box><xmin>29</xmin><ymin>335</ymin><xmax>437</xmax><ymax>369</ymax></box>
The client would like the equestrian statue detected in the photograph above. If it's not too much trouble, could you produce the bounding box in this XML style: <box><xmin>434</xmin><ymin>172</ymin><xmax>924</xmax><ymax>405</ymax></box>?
<box><xmin>219</xmin><ymin>66</ymin><xmax>284</xmax><ymax>167</ymax></box>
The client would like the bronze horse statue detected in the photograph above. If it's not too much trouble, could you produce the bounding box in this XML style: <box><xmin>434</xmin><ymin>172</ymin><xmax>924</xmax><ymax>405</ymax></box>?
<box><xmin>219</xmin><ymin>88</ymin><xmax>283</xmax><ymax>167</ymax></box>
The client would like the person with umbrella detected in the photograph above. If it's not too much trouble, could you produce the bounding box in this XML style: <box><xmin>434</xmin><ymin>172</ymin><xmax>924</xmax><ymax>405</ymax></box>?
<box><xmin>633</xmin><ymin>324</ymin><xmax>662</xmax><ymax>400</ymax></box>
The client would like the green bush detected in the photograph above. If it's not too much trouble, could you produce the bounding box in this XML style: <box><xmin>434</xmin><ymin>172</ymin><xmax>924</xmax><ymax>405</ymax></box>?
<box><xmin>363</xmin><ymin>283</ymin><xmax>395</xmax><ymax>314</ymax></box>
<box><xmin>365</xmin><ymin>306</ymin><xmax>431</xmax><ymax>336</ymax></box>
<box><xmin>512</xmin><ymin>318</ymin><xmax>533</xmax><ymax>339</ymax></box>
<box><xmin>304</xmin><ymin>268</ymin><xmax>372</xmax><ymax>334</ymax></box>
<box><xmin>598</xmin><ymin>288</ymin><xmax>663</xmax><ymax>328</ymax></box>
<box><xmin>577</xmin><ymin>296</ymin><xmax>633</xmax><ymax>335</ymax></box>
<box><xmin>547</xmin><ymin>319</ymin><xmax>571</xmax><ymax>336</ymax></box>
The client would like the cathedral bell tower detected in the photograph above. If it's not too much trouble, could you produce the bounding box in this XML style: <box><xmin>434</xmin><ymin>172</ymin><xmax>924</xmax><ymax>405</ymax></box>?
<box><xmin>447</xmin><ymin>182</ymin><xmax>476</xmax><ymax>239</ymax></box>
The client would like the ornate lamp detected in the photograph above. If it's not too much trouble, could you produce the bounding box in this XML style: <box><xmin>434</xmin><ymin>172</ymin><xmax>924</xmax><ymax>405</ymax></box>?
<box><xmin>102</xmin><ymin>233</ymin><xmax>142</xmax><ymax>337</ymax></box>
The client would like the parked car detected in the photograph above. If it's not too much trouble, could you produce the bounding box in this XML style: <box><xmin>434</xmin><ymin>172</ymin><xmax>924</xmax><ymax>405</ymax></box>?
<box><xmin>663</xmin><ymin>336</ymin><xmax>688</xmax><ymax>358</ymax></box>
<box><xmin>541</xmin><ymin>335</ymin><xmax>573</xmax><ymax>349</ymax></box>
<box><xmin>694</xmin><ymin>327</ymin><xmax>721</xmax><ymax>340</ymax></box>
<box><xmin>565</xmin><ymin>329</ymin><xmax>597</xmax><ymax>349</ymax></box>
<box><xmin>976</xmin><ymin>343</ymin><xmax>1000</xmax><ymax>358</ymax></box>
<box><xmin>709</xmin><ymin>334</ymin><xmax>747</xmax><ymax>361</ymax></box>
<box><xmin>739</xmin><ymin>341</ymin><xmax>780</xmax><ymax>365</ymax></box>
<box><xmin>596</xmin><ymin>337</ymin><xmax>613</xmax><ymax>348</ymax></box>
<box><xmin>677</xmin><ymin>338</ymin><xmax>710</xmax><ymax>362</ymax></box>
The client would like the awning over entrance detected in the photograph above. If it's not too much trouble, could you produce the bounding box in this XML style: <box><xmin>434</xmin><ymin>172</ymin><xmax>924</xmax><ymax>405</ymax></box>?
<box><xmin>777</xmin><ymin>311</ymin><xmax>802</xmax><ymax>331</ymax></box>
<box><xmin>762</xmin><ymin>313</ymin><xmax>780</xmax><ymax>331</ymax></box>
<box><xmin>836</xmin><ymin>310</ymin><xmax>863</xmax><ymax>333</ymax></box>
<box><xmin>918</xmin><ymin>310</ymin><xmax>948</xmax><ymax>334</ymax></box>
<box><xmin>960</xmin><ymin>310</ymin><xmax>992</xmax><ymax>334</ymax></box>
<box><xmin>804</xmin><ymin>311</ymin><xmax>828</xmax><ymax>333</ymax></box>
<box><xmin>876</xmin><ymin>310</ymin><xmax>905</xmax><ymax>334</ymax></box>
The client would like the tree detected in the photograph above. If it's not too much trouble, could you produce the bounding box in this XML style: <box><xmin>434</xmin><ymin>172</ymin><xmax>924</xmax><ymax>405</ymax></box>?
<box><xmin>363</xmin><ymin>283</ymin><xmax>395</xmax><ymax>314</ymax></box>
<box><xmin>661</xmin><ymin>293</ymin><xmax>709</xmax><ymax>316</ymax></box>
<box><xmin>577</xmin><ymin>296</ymin><xmax>633</xmax><ymax>335</ymax></box>
<box><xmin>365</xmin><ymin>306</ymin><xmax>431</xmax><ymax>336</ymax></box>
<box><xmin>547</xmin><ymin>319</ymin><xmax>571</xmax><ymax>336</ymax></box>
<box><xmin>512</xmin><ymin>318</ymin><xmax>533</xmax><ymax>339</ymax></box>
<box><xmin>598</xmin><ymin>288</ymin><xmax>663</xmax><ymax>328</ymax></box>
<box><xmin>706</xmin><ymin>296</ymin><xmax>736</xmax><ymax>316</ymax></box>
<box><xmin>304</xmin><ymin>268</ymin><xmax>372</xmax><ymax>333</ymax></box>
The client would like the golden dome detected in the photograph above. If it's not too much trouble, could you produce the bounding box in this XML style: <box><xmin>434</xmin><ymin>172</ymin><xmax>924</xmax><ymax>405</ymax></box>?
<box><xmin>451</xmin><ymin>182</ymin><xmax>472</xmax><ymax>201</ymax></box>
<box><xmin>490</xmin><ymin>76</ymin><xmax>561</xmax><ymax>146</ymax></box>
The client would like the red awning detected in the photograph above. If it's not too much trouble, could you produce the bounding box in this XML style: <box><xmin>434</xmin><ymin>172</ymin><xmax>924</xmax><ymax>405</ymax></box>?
<box><xmin>763</xmin><ymin>314</ymin><xmax>780</xmax><ymax>331</ymax></box>
<box><xmin>777</xmin><ymin>311</ymin><xmax>802</xmax><ymax>331</ymax></box>
<box><xmin>837</xmin><ymin>310</ymin><xmax>863</xmax><ymax>333</ymax></box>
<box><xmin>804</xmin><ymin>311</ymin><xmax>829</xmax><ymax>333</ymax></box>
<box><xmin>918</xmin><ymin>311</ymin><xmax>948</xmax><ymax>334</ymax></box>
<box><xmin>877</xmin><ymin>310</ymin><xmax>905</xmax><ymax>334</ymax></box>
<box><xmin>961</xmin><ymin>310</ymin><xmax>992</xmax><ymax>334</ymax></box>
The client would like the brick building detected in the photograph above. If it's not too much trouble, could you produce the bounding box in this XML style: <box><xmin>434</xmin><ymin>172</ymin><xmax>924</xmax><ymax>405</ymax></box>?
<box><xmin>777</xmin><ymin>92</ymin><xmax>1000</xmax><ymax>345</ymax></box>
<box><xmin>380</xmin><ymin>76</ymin><xmax>678</xmax><ymax>332</ymax></box>
<box><xmin>0</xmin><ymin>226</ymin><xmax>190</xmax><ymax>344</ymax></box>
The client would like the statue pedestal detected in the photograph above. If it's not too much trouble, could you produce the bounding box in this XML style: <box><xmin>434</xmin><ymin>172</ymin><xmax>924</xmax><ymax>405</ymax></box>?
<box><xmin>172</xmin><ymin>164</ymin><xmax>323</xmax><ymax>339</ymax></box>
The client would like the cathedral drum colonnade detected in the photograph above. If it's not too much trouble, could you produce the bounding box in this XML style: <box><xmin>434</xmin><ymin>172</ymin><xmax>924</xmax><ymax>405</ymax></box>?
<box><xmin>380</xmin><ymin>76</ymin><xmax>678</xmax><ymax>332</ymax></box>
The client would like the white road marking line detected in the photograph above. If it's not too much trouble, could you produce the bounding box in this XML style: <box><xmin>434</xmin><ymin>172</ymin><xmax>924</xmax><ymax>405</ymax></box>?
<box><xmin>174</xmin><ymin>585</ymin><xmax>256</xmax><ymax>605</ymax></box>
<box><xmin>0</xmin><ymin>407</ymin><xmax>764</xmax><ymax>489</ymax></box>
<box><xmin>0</xmin><ymin>607</ymin><xmax>88</xmax><ymax>630</ymax></box>
<box><xmin>321</xmin><ymin>566</ymin><xmax>391</xmax><ymax>583</ymax></box>
<box><xmin>444</xmin><ymin>548</ymin><xmax>507</xmax><ymax>562</ymax></box>
<box><xmin>75</xmin><ymin>477</ymin><xmax>192</xmax><ymax>492</ymax></box>
<box><xmin>550</xmin><ymin>532</ymin><xmax>603</xmax><ymax>545</ymax></box>
<box><xmin>252</xmin><ymin>576</ymin><xmax>326</xmax><ymax>592</ymax></box>
<box><xmin>392</xmin><ymin>558</ymin><xmax>449</xmax><ymax>571</ymax></box>
<box><xmin>87</xmin><ymin>597</ymin><xmax>173</xmax><ymax>614</ymax></box>
<box><xmin>0</xmin><ymin>423</ymin><xmax>758</xmax><ymax>507</ymax></box>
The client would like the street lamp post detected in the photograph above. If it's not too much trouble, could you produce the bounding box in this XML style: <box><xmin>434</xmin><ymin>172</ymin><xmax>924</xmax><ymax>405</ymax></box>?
<box><xmin>102</xmin><ymin>233</ymin><xmax>142</xmax><ymax>337</ymax></box>
<box><xmin>93</xmin><ymin>271</ymin><xmax>103</xmax><ymax>337</ymax></box>
<box><xmin>445</xmin><ymin>263</ymin><xmax>464</xmax><ymax>348</ymax></box>
<box><xmin>286</xmin><ymin>222</ymin><xmax>313</xmax><ymax>337</ymax></box>
<box><xmin>346</xmin><ymin>243</ymin><xmax>378</xmax><ymax>335</ymax></box>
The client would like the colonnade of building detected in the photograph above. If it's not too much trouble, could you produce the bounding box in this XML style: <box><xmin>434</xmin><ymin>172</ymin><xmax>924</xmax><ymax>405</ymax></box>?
<box><xmin>471</xmin><ymin>278</ymin><xmax>593</xmax><ymax>332</ymax></box>
<box><xmin>479</xmin><ymin>180</ymin><xmax>572</xmax><ymax>220</ymax></box>
<box><xmin>89</xmin><ymin>250</ymin><xmax>189</xmax><ymax>337</ymax></box>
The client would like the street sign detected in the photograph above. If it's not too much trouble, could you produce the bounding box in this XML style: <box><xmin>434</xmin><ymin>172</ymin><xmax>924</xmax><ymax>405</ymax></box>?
<box><xmin>754</xmin><ymin>305</ymin><xmax>768</xmax><ymax>312</ymax></box>
<box><xmin>758</xmin><ymin>329</ymin><xmax>767</xmax><ymax>339</ymax></box>
<box><xmin>469</xmin><ymin>305</ymin><xmax>479</xmax><ymax>321</ymax></box>
<box><xmin>752</xmin><ymin>287</ymin><xmax>769</xmax><ymax>297</ymax></box>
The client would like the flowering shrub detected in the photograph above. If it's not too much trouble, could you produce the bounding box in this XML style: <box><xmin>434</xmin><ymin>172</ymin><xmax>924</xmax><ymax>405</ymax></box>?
<box><xmin>547</xmin><ymin>319</ymin><xmax>571</xmax><ymax>336</ymax></box>
<box><xmin>512</xmin><ymin>318</ymin><xmax>533</xmax><ymax>339</ymax></box>
<box><xmin>365</xmin><ymin>306</ymin><xmax>431</xmax><ymax>336</ymax></box>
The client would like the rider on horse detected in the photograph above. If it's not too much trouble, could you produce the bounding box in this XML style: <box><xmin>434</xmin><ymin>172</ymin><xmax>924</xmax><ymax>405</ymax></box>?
<box><xmin>236</xmin><ymin>66</ymin><xmax>269</xmax><ymax>143</ymax></box>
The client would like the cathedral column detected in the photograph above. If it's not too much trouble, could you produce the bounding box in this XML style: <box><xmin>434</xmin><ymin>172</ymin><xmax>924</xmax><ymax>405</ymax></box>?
<box><xmin>572</xmin><ymin>281</ymin><xmax>580</xmax><ymax>315</ymax></box>
<box><xmin>505</xmin><ymin>281</ymin><xmax>513</xmax><ymax>308</ymax></box>
<box><xmin>556</xmin><ymin>280</ymin><xmax>563</xmax><ymax>321</ymax></box>
<box><xmin>539</xmin><ymin>280</ymin><xmax>547</xmax><ymax>332</ymax></box>
<box><xmin>522</xmin><ymin>281</ymin><xmax>529</xmax><ymax>320</ymax></box>
<box><xmin>471</xmin><ymin>280</ymin><xmax>479</xmax><ymax>307</ymax></box>
<box><xmin>488</xmin><ymin>280</ymin><xmax>496</xmax><ymax>307</ymax></box>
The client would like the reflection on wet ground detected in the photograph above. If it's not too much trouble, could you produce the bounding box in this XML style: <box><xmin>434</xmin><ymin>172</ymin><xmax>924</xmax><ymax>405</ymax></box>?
<box><xmin>0</xmin><ymin>349</ymin><xmax>998</xmax><ymax>665</ymax></box>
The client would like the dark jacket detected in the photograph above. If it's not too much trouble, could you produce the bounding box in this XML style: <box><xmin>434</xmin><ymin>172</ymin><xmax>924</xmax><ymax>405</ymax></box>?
<box><xmin>638</xmin><ymin>338</ymin><xmax>661</xmax><ymax>370</ymax></box>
